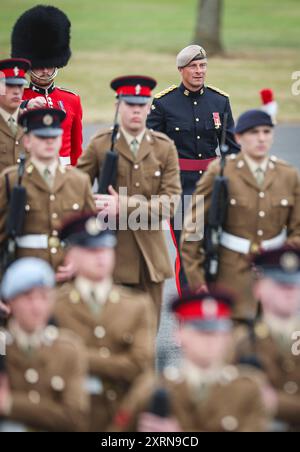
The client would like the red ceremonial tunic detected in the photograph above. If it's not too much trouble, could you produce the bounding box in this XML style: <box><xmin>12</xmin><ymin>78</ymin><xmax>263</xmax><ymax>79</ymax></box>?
<box><xmin>23</xmin><ymin>82</ymin><xmax>83</xmax><ymax>165</ymax></box>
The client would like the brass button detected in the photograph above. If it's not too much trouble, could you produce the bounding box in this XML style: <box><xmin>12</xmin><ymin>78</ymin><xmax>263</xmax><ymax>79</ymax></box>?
<box><xmin>51</xmin><ymin>376</ymin><xmax>65</xmax><ymax>391</ymax></box>
<box><xmin>198</xmin><ymin>154</ymin><xmax>202</xmax><ymax>158</ymax></box>
<box><xmin>196</xmin><ymin>118</ymin><xmax>200</xmax><ymax>122</ymax></box>
<box><xmin>259</xmin><ymin>192</ymin><xmax>265</xmax><ymax>199</ymax></box>
<box><xmin>50</xmin><ymin>194</ymin><xmax>55</xmax><ymax>201</ymax></box>
<box><xmin>72</xmin><ymin>203</ymin><xmax>80</xmax><ymax>210</ymax></box>
<box><xmin>69</xmin><ymin>290</ymin><xmax>80</xmax><ymax>304</ymax></box>
<box><xmin>197</xmin><ymin>136</ymin><xmax>201</xmax><ymax>140</ymax></box>
<box><xmin>25</xmin><ymin>204</ymin><xmax>30</xmax><ymax>212</ymax></box>
<box><xmin>17</xmin><ymin>158</ymin><xmax>21</xmax><ymax>164</ymax></box>
<box><xmin>25</xmin><ymin>369</ymin><xmax>39</xmax><ymax>384</ymax></box>
<box><xmin>194</xmin><ymin>101</ymin><xmax>198</xmax><ymax>106</ymax></box>
<box><xmin>199</xmin><ymin>170</ymin><xmax>203</xmax><ymax>175</ymax></box>
<box><xmin>230</xmin><ymin>199</ymin><xmax>237</xmax><ymax>206</ymax></box>
<box><xmin>175</xmin><ymin>127</ymin><xmax>180</xmax><ymax>131</ymax></box>
<box><xmin>52</xmin><ymin>213</ymin><xmax>58</xmax><ymax>219</ymax></box>
<box><xmin>28</xmin><ymin>390</ymin><xmax>40</xmax><ymax>404</ymax></box>
<box><xmin>134</xmin><ymin>164</ymin><xmax>139</xmax><ymax>170</ymax></box>
<box><xmin>15</xmin><ymin>141</ymin><xmax>19</xmax><ymax>146</ymax></box>
<box><xmin>94</xmin><ymin>326</ymin><xmax>106</xmax><ymax>339</ymax></box>
<box><xmin>154</xmin><ymin>171</ymin><xmax>161</xmax><ymax>177</ymax></box>
<box><xmin>281</xmin><ymin>199</ymin><xmax>288</xmax><ymax>207</ymax></box>
<box><xmin>250</xmin><ymin>243</ymin><xmax>260</xmax><ymax>254</ymax></box>
<box><xmin>259</xmin><ymin>211</ymin><xmax>265</xmax><ymax>218</ymax></box>
<box><xmin>257</xmin><ymin>230</ymin><xmax>264</xmax><ymax>237</ymax></box>
<box><xmin>221</xmin><ymin>416</ymin><xmax>239</xmax><ymax>432</ymax></box>
<box><xmin>44</xmin><ymin>325</ymin><xmax>59</xmax><ymax>342</ymax></box>
<box><xmin>135</xmin><ymin>182</ymin><xmax>140</xmax><ymax>188</ymax></box>
<box><xmin>255</xmin><ymin>322</ymin><xmax>269</xmax><ymax>339</ymax></box>
<box><xmin>49</xmin><ymin>237</ymin><xmax>60</xmax><ymax>248</ymax></box>
<box><xmin>52</xmin><ymin>230</ymin><xmax>58</xmax><ymax>237</ymax></box>
<box><xmin>50</xmin><ymin>247</ymin><xmax>57</xmax><ymax>255</ymax></box>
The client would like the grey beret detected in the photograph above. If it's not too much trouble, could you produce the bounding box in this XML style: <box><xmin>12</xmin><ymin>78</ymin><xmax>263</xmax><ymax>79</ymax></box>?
<box><xmin>176</xmin><ymin>45</ymin><xmax>207</xmax><ymax>68</ymax></box>
<box><xmin>1</xmin><ymin>258</ymin><xmax>55</xmax><ymax>301</ymax></box>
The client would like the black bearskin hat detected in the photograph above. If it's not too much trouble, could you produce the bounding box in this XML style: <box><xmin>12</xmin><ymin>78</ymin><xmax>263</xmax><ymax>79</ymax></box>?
<box><xmin>11</xmin><ymin>5</ymin><xmax>71</xmax><ymax>69</ymax></box>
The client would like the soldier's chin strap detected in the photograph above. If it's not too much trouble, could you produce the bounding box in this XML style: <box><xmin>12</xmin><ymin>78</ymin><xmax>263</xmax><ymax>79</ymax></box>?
<box><xmin>30</xmin><ymin>68</ymin><xmax>58</xmax><ymax>84</ymax></box>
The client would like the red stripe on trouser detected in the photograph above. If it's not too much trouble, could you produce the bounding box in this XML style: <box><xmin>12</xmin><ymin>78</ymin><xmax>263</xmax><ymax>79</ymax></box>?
<box><xmin>168</xmin><ymin>221</ymin><xmax>182</xmax><ymax>297</ymax></box>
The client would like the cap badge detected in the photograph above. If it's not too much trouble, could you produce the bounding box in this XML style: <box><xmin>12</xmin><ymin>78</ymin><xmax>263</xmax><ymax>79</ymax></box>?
<box><xmin>85</xmin><ymin>217</ymin><xmax>101</xmax><ymax>236</ymax></box>
<box><xmin>213</xmin><ymin>112</ymin><xmax>222</xmax><ymax>129</ymax></box>
<box><xmin>13</xmin><ymin>66</ymin><xmax>19</xmax><ymax>77</ymax></box>
<box><xmin>43</xmin><ymin>114</ymin><xmax>53</xmax><ymax>126</ymax></box>
<box><xmin>135</xmin><ymin>84</ymin><xmax>141</xmax><ymax>95</ymax></box>
<box><xmin>280</xmin><ymin>252</ymin><xmax>299</xmax><ymax>273</ymax></box>
<box><xmin>202</xmin><ymin>299</ymin><xmax>218</xmax><ymax>318</ymax></box>
<box><xmin>184</xmin><ymin>89</ymin><xmax>190</xmax><ymax>96</ymax></box>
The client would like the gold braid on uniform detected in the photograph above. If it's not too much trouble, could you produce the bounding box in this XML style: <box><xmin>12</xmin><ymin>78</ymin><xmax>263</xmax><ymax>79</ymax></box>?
<box><xmin>207</xmin><ymin>85</ymin><xmax>229</xmax><ymax>98</ymax></box>
<box><xmin>154</xmin><ymin>85</ymin><xmax>177</xmax><ymax>99</ymax></box>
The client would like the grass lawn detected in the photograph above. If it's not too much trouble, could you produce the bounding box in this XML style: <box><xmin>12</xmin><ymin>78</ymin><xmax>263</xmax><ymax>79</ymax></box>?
<box><xmin>0</xmin><ymin>0</ymin><xmax>299</xmax><ymax>122</ymax></box>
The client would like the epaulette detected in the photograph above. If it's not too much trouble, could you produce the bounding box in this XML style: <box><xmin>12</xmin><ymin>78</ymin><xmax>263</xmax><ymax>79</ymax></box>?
<box><xmin>57</xmin><ymin>86</ymin><xmax>78</xmax><ymax>96</ymax></box>
<box><xmin>150</xmin><ymin>130</ymin><xmax>172</xmax><ymax>142</ymax></box>
<box><xmin>270</xmin><ymin>156</ymin><xmax>290</xmax><ymax>167</ymax></box>
<box><xmin>154</xmin><ymin>84</ymin><xmax>177</xmax><ymax>99</ymax></box>
<box><xmin>207</xmin><ymin>85</ymin><xmax>229</xmax><ymax>98</ymax></box>
<box><xmin>2</xmin><ymin>165</ymin><xmax>17</xmax><ymax>177</ymax></box>
<box><xmin>92</xmin><ymin>128</ymin><xmax>113</xmax><ymax>139</ymax></box>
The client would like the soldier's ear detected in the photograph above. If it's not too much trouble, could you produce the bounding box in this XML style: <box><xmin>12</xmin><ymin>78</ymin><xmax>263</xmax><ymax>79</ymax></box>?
<box><xmin>234</xmin><ymin>133</ymin><xmax>242</xmax><ymax>146</ymax></box>
<box><xmin>22</xmin><ymin>133</ymin><xmax>30</xmax><ymax>150</ymax></box>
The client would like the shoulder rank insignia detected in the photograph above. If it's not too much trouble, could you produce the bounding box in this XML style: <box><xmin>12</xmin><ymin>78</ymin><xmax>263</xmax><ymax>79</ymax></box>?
<box><xmin>207</xmin><ymin>85</ymin><xmax>229</xmax><ymax>98</ymax></box>
<box><xmin>154</xmin><ymin>84</ymin><xmax>177</xmax><ymax>99</ymax></box>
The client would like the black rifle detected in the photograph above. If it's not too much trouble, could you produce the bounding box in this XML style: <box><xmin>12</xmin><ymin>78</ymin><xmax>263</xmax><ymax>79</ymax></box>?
<box><xmin>2</xmin><ymin>154</ymin><xmax>27</xmax><ymax>271</ymax></box>
<box><xmin>0</xmin><ymin>355</ymin><xmax>5</xmax><ymax>374</ymax></box>
<box><xmin>204</xmin><ymin>113</ymin><xmax>229</xmax><ymax>282</ymax></box>
<box><xmin>148</xmin><ymin>387</ymin><xmax>171</xmax><ymax>418</ymax></box>
<box><xmin>98</xmin><ymin>98</ymin><xmax>121</xmax><ymax>194</ymax></box>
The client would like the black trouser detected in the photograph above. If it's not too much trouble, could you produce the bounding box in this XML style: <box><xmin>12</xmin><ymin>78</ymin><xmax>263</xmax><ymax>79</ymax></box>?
<box><xmin>170</xmin><ymin>171</ymin><xmax>200</xmax><ymax>293</ymax></box>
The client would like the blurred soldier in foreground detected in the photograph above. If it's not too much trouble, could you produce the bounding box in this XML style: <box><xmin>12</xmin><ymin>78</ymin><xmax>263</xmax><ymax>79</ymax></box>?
<box><xmin>0</xmin><ymin>258</ymin><xmax>89</xmax><ymax>432</ymax></box>
<box><xmin>111</xmin><ymin>291</ymin><xmax>269</xmax><ymax>432</ymax></box>
<box><xmin>54</xmin><ymin>213</ymin><xmax>156</xmax><ymax>431</ymax></box>
<box><xmin>0</xmin><ymin>58</ymin><xmax>30</xmax><ymax>174</ymax></box>
<box><xmin>182</xmin><ymin>109</ymin><xmax>300</xmax><ymax>321</ymax></box>
<box><xmin>11</xmin><ymin>5</ymin><xmax>83</xmax><ymax>166</ymax></box>
<box><xmin>236</xmin><ymin>246</ymin><xmax>300</xmax><ymax>431</ymax></box>
<box><xmin>147</xmin><ymin>45</ymin><xmax>239</xmax><ymax>291</ymax></box>
<box><xmin>77</xmin><ymin>76</ymin><xmax>181</xmax><ymax>317</ymax></box>
<box><xmin>0</xmin><ymin>108</ymin><xmax>95</xmax><ymax>282</ymax></box>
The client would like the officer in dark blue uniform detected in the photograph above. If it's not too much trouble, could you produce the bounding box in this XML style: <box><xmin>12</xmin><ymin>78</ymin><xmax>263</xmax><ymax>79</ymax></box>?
<box><xmin>147</xmin><ymin>45</ymin><xmax>240</xmax><ymax>291</ymax></box>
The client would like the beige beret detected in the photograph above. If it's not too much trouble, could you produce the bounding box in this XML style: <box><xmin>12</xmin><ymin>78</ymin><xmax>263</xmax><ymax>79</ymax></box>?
<box><xmin>176</xmin><ymin>45</ymin><xmax>207</xmax><ymax>68</ymax></box>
